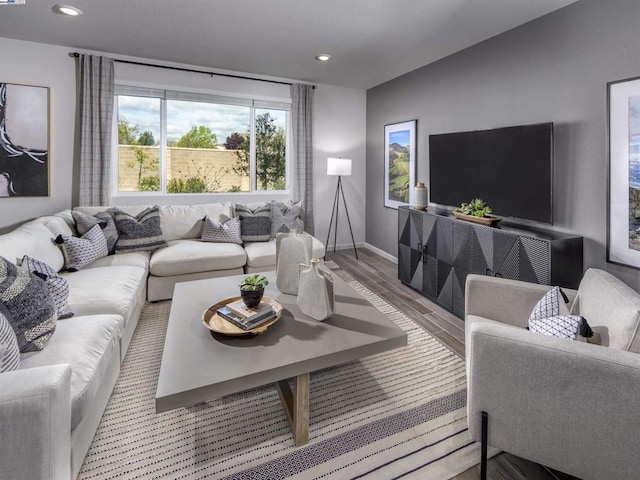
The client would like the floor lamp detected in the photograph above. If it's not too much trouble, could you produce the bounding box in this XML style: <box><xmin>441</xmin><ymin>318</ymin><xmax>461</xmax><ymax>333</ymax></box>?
<box><xmin>325</xmin><ymin>157</ymin><xmax>358</xmax><ymax>259</ymax></box>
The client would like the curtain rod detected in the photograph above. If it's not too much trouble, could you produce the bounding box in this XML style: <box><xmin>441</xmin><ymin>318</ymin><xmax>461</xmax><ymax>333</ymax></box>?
<box><xmin>69</xmin><ymin>52</ymin><xmax>314</xmax><ymax>89</ymax></box>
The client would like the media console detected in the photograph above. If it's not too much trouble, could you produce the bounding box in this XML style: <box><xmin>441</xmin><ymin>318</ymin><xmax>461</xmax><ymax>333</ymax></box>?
<box><xmin>398</xmin><ymin>206</ymin><xmax>583</xmax><ymax>318</ymax></box>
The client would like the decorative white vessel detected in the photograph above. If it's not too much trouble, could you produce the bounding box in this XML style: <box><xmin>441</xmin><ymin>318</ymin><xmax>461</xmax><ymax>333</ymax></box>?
<box><xmin>414</xmin><ymin>182</ymin><xmax>428</xmax><ymax>210</ymax></box>
<box><xmin>275</xmin><ymin>231</ymin><xmax>312</xmax><ymax>294</ymax></box>
<box><xmin>297</xmin><ymin>259</ymin><xmax>335</xmax><ymax>321</ymax></box>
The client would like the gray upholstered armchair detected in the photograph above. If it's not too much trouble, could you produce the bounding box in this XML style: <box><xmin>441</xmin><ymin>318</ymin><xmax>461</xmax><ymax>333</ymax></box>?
<box><xmin>465</xmin><ymin>269</ymin><xmax>640</xmax><ymax>480</ymax></box>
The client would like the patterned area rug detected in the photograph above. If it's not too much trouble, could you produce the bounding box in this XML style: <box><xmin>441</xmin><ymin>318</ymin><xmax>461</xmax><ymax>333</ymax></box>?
<box><xmin>78</xmin><ymin>268</ymin><xmax>481</xmax><ymax>480</ymax></box>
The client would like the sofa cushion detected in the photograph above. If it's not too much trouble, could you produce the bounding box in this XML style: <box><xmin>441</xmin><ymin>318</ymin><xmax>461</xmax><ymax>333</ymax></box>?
<box><xmin>149</xmin><ymin>239</ymin><xmax>246</xmax><ymax>277</ymax></box>
<box><xmin>159</xmin><ymin>203</ymin><xmax>233</xmax><ymax>241</ymax></box>
<box><xmin>72</xmin><ymin>210</ymin><xmax>119</xmax><ymax>253</ymax></box>
<box><xmin>55</xmin><ymin>224</ymin><xmax>109</xmax><ymax>272</ymax></box>
<box><xmin>20</xmin><ymin>255</ymin><xmax>73</xmax><ymax>320</ymax></box>
<box><xmin>34</xmin><ymin>213</ymin><xmax>76</xmax><ymax>238</ymax></box>
<box><xmin>244</xmin><ymin>237</ymin><xmax>325</xmax><ymax>268</ymax></box>
<box><xmin>62</xmin><ymin>265</ymin><xmax>147</xmax><ymax>325</ymax></box>
<box><xmin>0</xmin><ymin>312</ymin><xmax>19</xmax><ymax>372</ymax></box>
<box><xmin>110</xmin><ymin>206</ymin><xmax>167</xmax><ymax>253</ymax></box>
<box><xmin>235</xmin><ymin>203</ymin><xmax>271</xmax><ymax>242</ymax></box>
<box><xmin>0</xmin><ymin>221</ymin><xmax>64</xmax><ymax>272</ymax></box>
<box><xmin>83</xmin><ymin>251</ymin><xmax>150</xmax><ymax>270</ymax></box>
<box><xmin>271</xmin><ymin>200</ymin><xmax>304</xmax><ymax>238</ymax></box>
<box><xmin>0</xmin><ymin>256</ymin><xmax>57</xmax><ymax>353</ymax></box>
<box><xmin>571</xmin><ymin>269</ymin><xmax>640</xmax><ymax>352</ymax></box>
<box><xmin>19</xmin><ymin>314</ymin><xmax>123</xmax><ymax>430</ymax></box>
<box><xmin>201</xmin><ymin>216</ymin><xmax>242</xmax><ymax>244</ymax></box>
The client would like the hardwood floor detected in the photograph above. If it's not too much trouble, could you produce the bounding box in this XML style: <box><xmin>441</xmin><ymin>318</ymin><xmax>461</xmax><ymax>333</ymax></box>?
<box><xmin>325</xmin><ymin>248</ymin><xmax>579</xmax><ymax>480</ymax></box>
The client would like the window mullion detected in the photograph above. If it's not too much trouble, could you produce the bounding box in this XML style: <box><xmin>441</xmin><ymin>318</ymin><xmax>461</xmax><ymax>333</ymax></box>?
<box><xmin>160</xmin><ymin>98</ymin><xmax>167</xmax><ymax>194</ymax></box>
<box><xmin>250</xmin><ymin>106</ymin><xmax>257</xmax><ymax>192</ymax></box>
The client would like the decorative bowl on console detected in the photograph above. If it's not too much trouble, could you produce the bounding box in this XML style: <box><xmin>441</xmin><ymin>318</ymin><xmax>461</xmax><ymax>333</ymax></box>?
<box><xmin>454</xmin><ymin>198</ymin><xmax>501</xmax><ymax>227</ymax></box>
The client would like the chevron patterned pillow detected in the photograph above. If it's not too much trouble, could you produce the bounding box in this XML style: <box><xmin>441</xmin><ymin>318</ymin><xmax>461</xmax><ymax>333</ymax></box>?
<box><xmin>201</xmin><ymin>216</ymin><xmax>242</xmax><ymax>244</ymax></box>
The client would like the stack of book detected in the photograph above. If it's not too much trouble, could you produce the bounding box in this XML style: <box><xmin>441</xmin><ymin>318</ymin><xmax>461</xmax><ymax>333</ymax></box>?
<box><xmin>217</xmin><ymin>299</ymin><xmax>276</xmax><ymax>331</ymax></box>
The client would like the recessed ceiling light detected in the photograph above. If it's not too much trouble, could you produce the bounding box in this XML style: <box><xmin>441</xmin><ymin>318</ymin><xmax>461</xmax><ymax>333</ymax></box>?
<box><xmin>314</xmin><ymin>54</ymin><xmax>331</xmax><ymax>62</ymax></box>
<box><xmin>52</xmin><ymin>4</ymin><xmax>83</xmax><ymax>16</ymax></box>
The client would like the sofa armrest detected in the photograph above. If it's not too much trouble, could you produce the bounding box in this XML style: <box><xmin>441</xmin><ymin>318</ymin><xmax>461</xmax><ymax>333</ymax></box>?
<box><xmin>464</xmin><ymin>274</ymin><xmax>577</xmax><ymax>328</ymax></box>
<box><xmin>0</xmin><ymin>365</ymin><xmax>72</xmax><ymax>480</ymax></box>
<box><xmin>468</xmin><ymin>322</ymin><xmax>640</xmax><ymax>480</ymax></box>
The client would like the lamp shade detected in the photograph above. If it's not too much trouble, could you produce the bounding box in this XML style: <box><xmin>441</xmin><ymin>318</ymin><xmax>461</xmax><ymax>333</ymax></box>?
<box><xmin>327</xmin><ymin>157</ymin><xmax>352</xmax><ymax>176</ymax></box>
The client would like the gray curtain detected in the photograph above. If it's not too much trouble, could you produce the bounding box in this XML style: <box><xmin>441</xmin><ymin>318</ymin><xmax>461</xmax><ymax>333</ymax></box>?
<box><xmin>291</xmin><ymin>84</ymin><xmax>314</xmax><ymax>234</ymax></box>
<box><xmin>75</xmin><ymin>54</ymin><xmax>114</xmax><ymax>206</ymax></box>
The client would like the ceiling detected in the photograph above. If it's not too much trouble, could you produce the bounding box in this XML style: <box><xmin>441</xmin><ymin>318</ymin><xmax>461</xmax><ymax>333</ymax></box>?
<box><xmin>0</xmin><ymin>0</ymin><xmax>578</xmax><ymax>89</ymax></box>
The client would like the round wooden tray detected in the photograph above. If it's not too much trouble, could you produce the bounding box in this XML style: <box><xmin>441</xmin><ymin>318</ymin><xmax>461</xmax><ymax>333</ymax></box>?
<box><xmin>202</xmin><ymin>295</ymin><xmax>283</xmax><ymax>336</ymax></box>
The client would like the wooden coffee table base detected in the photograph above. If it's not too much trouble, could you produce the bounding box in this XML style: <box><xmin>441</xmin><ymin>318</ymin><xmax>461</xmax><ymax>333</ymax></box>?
<box><xmin>276</xmin><ymin>373</ymin><xmax>310</xmax><ymax>446</ymax></box>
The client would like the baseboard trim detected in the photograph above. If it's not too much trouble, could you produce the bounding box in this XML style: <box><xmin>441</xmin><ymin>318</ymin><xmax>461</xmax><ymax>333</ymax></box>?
<box><xmin>363</xmin><ymin>243</ymin><xmax>398</xmax><ymax>264</ymax></box>
<box><xmin>324</xmin><ymin>242</ymin><xmax>366</xmax><ymax>253</ymax></box>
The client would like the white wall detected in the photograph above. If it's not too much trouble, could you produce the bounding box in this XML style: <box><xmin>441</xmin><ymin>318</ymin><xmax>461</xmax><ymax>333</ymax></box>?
<box><xmin>0</xmin><ymin>38</ymin><xmax>367</xmax><ymax>239</ymax></box>
<box><xmin>313</xmin><ymin>85</ymin><xmax>367</xmax><ymax>250</ymax></box>
<box><xmin>0</xmin><ymin>38</ymin><xmax>76</xmax><ymax>231</ymax></box>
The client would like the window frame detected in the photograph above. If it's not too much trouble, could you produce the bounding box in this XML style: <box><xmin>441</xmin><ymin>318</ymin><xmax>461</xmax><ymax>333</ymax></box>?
<box><xmin>111</xmin><ymin>85</ymin><xmax>292</xmax><ymax>197</ymax></box>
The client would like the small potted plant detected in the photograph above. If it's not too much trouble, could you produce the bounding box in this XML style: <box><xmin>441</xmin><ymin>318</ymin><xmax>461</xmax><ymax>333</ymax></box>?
<box><xmin>454</xmin><ymin>198</ymin><xmax>501</xmax><ymax>226</ymax></box>
<box><xmin>239</xmin><ymin>274</ymin><xmax>269</xmax><ymax>308</ymax></box>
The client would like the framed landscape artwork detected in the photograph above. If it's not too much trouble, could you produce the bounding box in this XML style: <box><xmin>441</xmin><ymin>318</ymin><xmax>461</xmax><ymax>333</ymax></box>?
<box><xmin>384</xmin><ymin>120</ymin><xmax>416</xmax><ymax>209</ymax></box>
<box><xmin>0</xmin><ymin>83</ymin><xmax>49</xmax><ymax>197</ymax></box>
<box><xmin>608</xmin><ymin>75</ymin><xmax>640</xmax><ymax>269</ymax></box>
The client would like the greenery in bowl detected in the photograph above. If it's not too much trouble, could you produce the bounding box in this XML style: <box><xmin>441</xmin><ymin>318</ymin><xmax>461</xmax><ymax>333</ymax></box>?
<box><xmin>239</xmin><ymin>275</ymin><xmax>269</xmax><ymax>291</ymax></box>
<box><xmin>457</xmin><ymin>198</ymin><xmax>493</xmax><ymax>218</ymax></box>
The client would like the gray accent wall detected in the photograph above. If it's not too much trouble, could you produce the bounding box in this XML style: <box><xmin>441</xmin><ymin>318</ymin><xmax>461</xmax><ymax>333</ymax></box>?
<box><xmin>366</xmin><ymin>0</ymin><xmax>640</xmax><ymax>289</ymax></box>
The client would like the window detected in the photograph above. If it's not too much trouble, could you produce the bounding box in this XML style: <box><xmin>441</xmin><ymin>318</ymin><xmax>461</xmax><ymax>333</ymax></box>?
<box><xmin>114</xmin><ymin>87</ymin><xmax>289</xmax><ymax>195</ymax></box>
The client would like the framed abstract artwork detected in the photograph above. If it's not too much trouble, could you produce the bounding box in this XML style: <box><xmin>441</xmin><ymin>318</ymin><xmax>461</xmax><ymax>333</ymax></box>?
<box><xmin>0</xmin><ymin>83</ymin><xmax>49</xmax><ymax>197</ymax></box>
<box><xmin>384</xmin><ymin>120</ymin><xmax>416</xmax><ymax>209</ymax></box>
<box><xmin>608</xmin><ymin>75</ymin><xmax>640</xmax><ymax>268</ymax></box>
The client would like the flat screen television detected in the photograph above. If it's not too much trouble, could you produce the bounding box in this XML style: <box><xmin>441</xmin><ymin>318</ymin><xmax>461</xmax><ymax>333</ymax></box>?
<box><xmin>429</xmin><ymin>122</ymin><xmax>553</xmax><ymax>224</ymax></box>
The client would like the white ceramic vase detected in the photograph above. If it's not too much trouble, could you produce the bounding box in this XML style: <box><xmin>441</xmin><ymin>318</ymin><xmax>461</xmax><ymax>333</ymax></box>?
<box><xmin>275</xmin><ymin>231</ymin><xmax>312</xmax><ymax>294</ymax></box>
<box><xmin>297</xmin><ymin>259</ymin><xmax>335</xmax><ymax>321</ymax></box>
<box><xmin>414</xmin><ymin>182</ymin><xmax>428</xmax><ymax>210</ymax></box>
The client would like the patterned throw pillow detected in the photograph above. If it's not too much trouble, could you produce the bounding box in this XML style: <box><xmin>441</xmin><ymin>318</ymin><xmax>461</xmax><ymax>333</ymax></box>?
<box><xmin>110</xmin><ymin>206</ymin><xmax>167</xmax><ymax>253</ymax></box>
<box><xmin>201</xmin><ymin>216</ymin><xmax>243</xmax><ymax>244</ymax></box>
<box><xmin>235</xmin><ymin>203</ymin><xmax>272</xmax><ymax>242</ymax></box>
<box><xmin>529</xmin><ymin>286</ymin><xmax>593</xmax><ymax>341</ymax></box>
<box><xmin>529</xmin><ymin>314</ymin><xmax>593</xmax><ymax>341</ymax></box>
<box><xmin>72</xmin><ymin>210</ymin><xmax>118</xmax><ymax>253</ymax></box>
<box><xmin>0</xmin><ymin>256</ymin><xmax>57</xmax><ymax>352</ymax></box>
<box><xmin>271</xmin><ymin>200</ymin><xmax>304</xmax><ymax>238</ymax></box>
<box><xmin>55</xmin><ymin>224</ymin><xmax>108</xmax><ymax>272</ymax></box>
<box><xmin>0</xmin><ymin>311</ymin><xmax>19</xmax><ymax>372</ymax></box>
<box><xmin>20</xmin><ymin>255</ymin><xmax>74</xmax><ymax>320</ymax></box>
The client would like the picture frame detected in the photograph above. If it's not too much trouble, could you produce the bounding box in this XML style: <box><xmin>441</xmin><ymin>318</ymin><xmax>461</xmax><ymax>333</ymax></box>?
<box><xmin>608</xmin><ymin>75</ymin><xmax>640</xmax><ymax>269</ymax></box>
<box><xmin>0</xmin><ymin>82</ymin><xmax>50</xmax><ymax>197</ymax></box>
<box><xmin>384</xmin><ymin>120</ymin><xmax>416</xmax><ymax>209</ymax></box>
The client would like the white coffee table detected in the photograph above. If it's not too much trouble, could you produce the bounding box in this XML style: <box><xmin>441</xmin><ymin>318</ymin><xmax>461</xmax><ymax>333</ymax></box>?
<box><xmin>155</xmin><ymin>271</ymin><xmax>407</xmax><ymax>445</ymax></box>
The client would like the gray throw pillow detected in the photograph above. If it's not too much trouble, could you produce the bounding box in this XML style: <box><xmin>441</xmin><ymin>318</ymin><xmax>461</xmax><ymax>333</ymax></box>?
<box><xmin>55</xmin><ymin>224</ymin><xmax>109</xmax><ymax>271</ymax></box>
<box><xmin>20</xmin><ymin>255</ymin><xmax>74</xmax><ymax>320</ymax></box>
<box><xmin>0</xmin><ymin>256</ymin><xmax>57</xmax><ymax>352</ymax></box>
<box><xmin>72</xmin><ymin>210</ymin><xmax>118</xmax><ymax>253</ymax></box>
<box><xmin>271</xmin><ymin>200</ymin><xmax>304</xmax><ymax>238</ymax></box>
<box><xmin>235</xmin><ymin>203</ymin><xmax>271</xmax><ymax>242</ymax></box>
<box><xmin>110</xmin><ymin>206</ymin><xmax>168</xmax><ymax>253</ymax></box>
<box><xmin>201</xmin><ymin>216</ymin><xmax>242</xmax><ymax>244</ymax></box>
<box><xmin>0</xmin><ymin>311</ymin><xmax>19</xmax><ymax>372</ymax></box>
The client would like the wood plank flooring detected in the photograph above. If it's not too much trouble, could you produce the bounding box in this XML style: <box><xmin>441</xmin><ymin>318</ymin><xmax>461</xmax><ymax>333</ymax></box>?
<box><xmin>325</xmin><ymin>248</ymin><xmax>580</xmax><ymax>480</ymax></box>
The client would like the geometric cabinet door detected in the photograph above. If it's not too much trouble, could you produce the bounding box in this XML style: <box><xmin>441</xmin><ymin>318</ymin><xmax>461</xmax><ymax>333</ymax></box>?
<box><xmin>398</xmin><ymin>206</ymin><xmax>583</xmax><ymax>319</ymax></box>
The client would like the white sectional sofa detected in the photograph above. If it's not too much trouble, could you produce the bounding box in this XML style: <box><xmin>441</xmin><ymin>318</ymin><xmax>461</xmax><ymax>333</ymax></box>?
<box><xmin>0</xmin><ymin>202</ymin><xmax>324</xmax><ymax>480</ymax></box>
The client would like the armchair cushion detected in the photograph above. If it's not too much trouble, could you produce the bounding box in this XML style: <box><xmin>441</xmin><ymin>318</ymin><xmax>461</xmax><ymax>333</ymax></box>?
<box><xmin>570</xmin><ymin>269</ymin><xmax>640</xmax><ymax>352</ymax></box>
